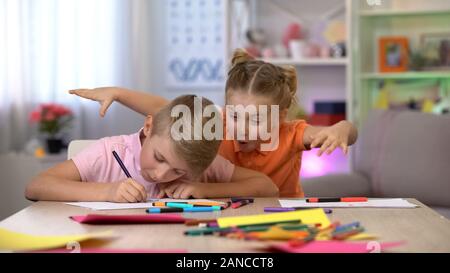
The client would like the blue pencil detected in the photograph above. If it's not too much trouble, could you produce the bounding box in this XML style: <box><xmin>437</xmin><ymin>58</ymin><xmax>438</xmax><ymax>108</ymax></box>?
<box><xmin>112</xmin><ymin>150</ymin><xmax>132</xmax><ymax>178</ymax></box>
<box><xmin>146</xmin><ymin>207</ymin><xmax>221</xmax><ymax>213</ymax></box>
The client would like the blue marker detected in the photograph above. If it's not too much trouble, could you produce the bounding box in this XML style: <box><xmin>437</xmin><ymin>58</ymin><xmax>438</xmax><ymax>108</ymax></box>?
<box><xmin>334</xmin><ymin>222</ymin><xmax>360</xmax><ymax>233</ymax></box>
<box><xmin>146</xmin><ymin>206</ymin><xmax>221</xmax><ymax>213</ymax></box>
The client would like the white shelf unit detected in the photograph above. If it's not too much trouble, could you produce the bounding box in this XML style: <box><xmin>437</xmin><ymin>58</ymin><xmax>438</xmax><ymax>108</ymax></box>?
<box><xmin>361</xmin><ymin>71</ymin><xmax>450</xmax><ymax>80</ymax></box>
<box><xmin>359</xmin><ymin>9</ymin><xmax>450</xmax><ymax>17</ymax></box>
<box><xmin>225</xmin><ymin>0</ymin><xmax>353</xmax><ymax>119</ymax></box>
<box><xmin>259</xmin><ymin>58</ymin><xmax>348</xmax><ymax>66</ymax></box>
<box><xmin>351</xmin><ymin>0</ymin><xmax>450</xmax><ymax>126</ymax></box>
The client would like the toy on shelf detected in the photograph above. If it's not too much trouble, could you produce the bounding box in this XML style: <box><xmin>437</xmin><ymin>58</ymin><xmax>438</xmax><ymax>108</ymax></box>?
<box><xmin>309</xmin><ymin>101</ymin><xmax>346</xmax><ymax>126</ymax></box>
<box><xmin>330</xmin><ymin>42</ymin><xmax>346</xmax><ymax>58</ymax></box>
<box><xmin>310</xmin><ymin>19</ymin><xmax>347</xmax><ymax>59</ymax></box>
<box><xmin>244</xmin><ymin>28</ymin><xmax>266</xmax><ymax>58</ymax></box>
<box><xmin>374</xmin><ymin>80</ymin><xmax>444</xmax><ymax>113</ymax></box>
<box><xmin>323</xmin><ymin>21</ymin><xmax>346</xmax><ymax>46</ymax></box>
<box><xmin>282</xmin><ymin>23</ymin><xmax>303</xmax><ymax>49</ymax></box>
<box><xmin>282</xmin><ymin>23</ymin><xmax>306</xmax><ymax>59</ymax></box>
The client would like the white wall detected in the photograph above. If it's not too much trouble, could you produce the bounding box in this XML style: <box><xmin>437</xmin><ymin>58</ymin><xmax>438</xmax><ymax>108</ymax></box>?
<box><xmin>146</xmin><ymin>0</ymin><xmax>226</xmax><ymax>106</ymax></box>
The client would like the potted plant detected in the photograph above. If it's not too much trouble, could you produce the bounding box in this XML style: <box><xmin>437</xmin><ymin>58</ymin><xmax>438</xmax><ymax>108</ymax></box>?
<box><xmin>29</xmin><ymin>103</ymin><xmax>73</xmax><ymax>154</ymax></box>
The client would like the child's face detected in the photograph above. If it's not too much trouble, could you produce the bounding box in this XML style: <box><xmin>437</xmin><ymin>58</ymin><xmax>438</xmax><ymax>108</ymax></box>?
<box><xmin>226</xmin><ymin>91</ymin><xmax>286</xmax><ymax>153</ymax></box>
<box><xmin>139</xmin><ymin>117</ymin><xmax>189</xmax><ymax>183</ymax></box>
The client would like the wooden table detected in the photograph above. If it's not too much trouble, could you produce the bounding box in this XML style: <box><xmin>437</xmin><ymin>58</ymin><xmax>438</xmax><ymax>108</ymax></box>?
<box><xmin>1</xmin><ymin>198</ymin><xmax>450</xmax><ymax>252</ymax></box>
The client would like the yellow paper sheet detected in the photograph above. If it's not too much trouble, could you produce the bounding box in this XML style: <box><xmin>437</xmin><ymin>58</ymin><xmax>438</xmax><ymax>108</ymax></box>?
<box><xmin>0</xmin><ymin>228</ymin><xmax>113</xmax><ymax>251</ymax></box>
<box><xmin>217</xmin><ymin>208</ymin><xmax>330</xmax><ymax>228</ymax></box>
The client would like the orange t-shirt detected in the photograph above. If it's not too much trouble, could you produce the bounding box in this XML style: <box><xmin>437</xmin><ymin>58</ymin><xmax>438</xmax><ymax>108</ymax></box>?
<box><xmin>219</xmin><ymin>120</ymin><xmax>309</xmax><ymax>197</ymax></box>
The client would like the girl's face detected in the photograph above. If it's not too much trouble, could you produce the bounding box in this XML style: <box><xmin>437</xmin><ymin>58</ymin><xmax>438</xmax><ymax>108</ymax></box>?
<box><xmin>139</xmin><ymin>117</ymin><xmax>189</xmax><ymax>183</ymax></box>
<box><xmin>226</xmin><ymin>91</ymin><xmax>286</xmax><ymax>153</ymax></box>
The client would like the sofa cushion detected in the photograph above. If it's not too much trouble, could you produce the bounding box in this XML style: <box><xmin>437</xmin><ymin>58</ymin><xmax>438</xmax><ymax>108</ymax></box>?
<box><xmin>353</xmin><ymin>110</ymin><xmax>390</xmax><ymax>182</ymax></box>
<box><xmin>302</xmin><ymin>173</ymin><xmax>372</xmax><ymax>197</ymax></box>
<box><xmin>357</xmin><ymin>110</ymin><xmax>450</xmax><ymax>207</ymax></box>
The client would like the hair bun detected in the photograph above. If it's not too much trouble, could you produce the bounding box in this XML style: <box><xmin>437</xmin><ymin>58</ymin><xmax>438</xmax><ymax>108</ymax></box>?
<box><xmin>282</xmin><ymin>65</ymin><xmax>298</xmax><ymax>95</ymax></box>
<box><xmin>231</xmin><ymin>48</ymin><xmax>255</xmax><ymax>67</ymax></box>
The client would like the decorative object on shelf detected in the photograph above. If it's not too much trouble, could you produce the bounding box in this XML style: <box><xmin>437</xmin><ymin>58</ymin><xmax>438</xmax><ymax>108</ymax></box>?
<box><xmin>245</xmin><ymin>28</ymin><xmax>266</xmax><ymax>58</ymax></box>
<box><xmin>420</xmin><ymin>32</ymin><xmax>450</xmax><ymax>70</ymax></box>
<box><xmin>409</xmin><ymin>50</ymin><xmax>427</xmax><ymax>71</ymax></box>
<box><xmin>374</xmin><ymin>89</ymin><xmax>389</xmax><ymax>110</ymax></box>
<box><xmin>282</xmin><ymin>23</ymin><xmax>303</xmax><ymax>49</ymax></box>
<box><xmin>378</xmin><ymin>36</ymin><xmax>409</xmax><ymax>73</ymax></box>
<box><xmin>330</xmin><ymin>42</ymin><xmax>346</xmax><ymax>58</ymax></box>
<box><xmin>323</xmin><ymin>21</ymin><xmax>346</xmax><ymax>46</ymax></box>
<box><xmin>302</xmin><ymin>43</ymin><xmax>321</xmax><ymax>58</ymax></box>
<box><xmin>421</xmin><ymin>98</ymin><xmax>435</xmax><ymax>113</ymax></box>
<box><xmin>29</xmin><ymin>103</ymin><xmax>73</xmax><ymax>154</ymax></box>
<box><xmin>320</xmin><ymin>45</ymin><xmax>331</xmax><ymax>58</ymax></box>
<box><xmin>274</xmin><ymin>44</ymin><xmax>288</xmax><ymax>58</ymax></box>
<box><xmin>407</xmin><ymin>98</ymin><xmax>418</xmax><ymax>110</ymax></box>
<box><xmin>309</xmin><ymin>101</ymin><xmax>346</xmax><ymax>126</ymax></box>
<box><xmin>432</xmin><ymin>97</ymin><xmax>450</xmax><ymax>115</ymax></box>
<box><xmin>289</xmin><ymin>39</ymin><xmax>306</xmax><ymax>59</ymax></box>
<box><xmin>374</xmin><ymin>80</ymin><xmax>442</xmax><ymax>112</ymax></box>
<box><xmin>261</xmin><ymin>48</ymin><xmax>275</xmax><ymax>59</ymax></box>
<box><xmin>374</xmin><ymin>81</ymin><xmax>391</xmax><ymax>110</ymax></box>
<box><xmin>244</xmin><ymin>45</ymin><xmax>260</xmax><ymax>59</ymax></box>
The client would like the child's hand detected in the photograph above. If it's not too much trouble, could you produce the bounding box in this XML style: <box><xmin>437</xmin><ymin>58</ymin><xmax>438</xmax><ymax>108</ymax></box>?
<box><xmin>69</xmin><ymin>87</ymin><xmax>119</xmax><ymax>117</ymax></box>
<box><xmin>106</xmin><ymin>178</ymin><xmax>147</xmax><ymax>202</ymax></box>
<box><xmin>310</xmin><ymin>121</ymin><xmax>352</xmax><ymax>156</ymax></box>
<box><xmin>157</xmin><ymin>181</ymin><xmax>206</xmax><ymax>199</ymax></box>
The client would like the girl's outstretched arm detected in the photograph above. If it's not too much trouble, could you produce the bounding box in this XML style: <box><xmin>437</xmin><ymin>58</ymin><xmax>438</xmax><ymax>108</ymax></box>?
<box><xmin>69</xmin><ymin>87</ymin><xmax>169</xmax><ymax>117</ymax></box>
<box><xmin>302</xmin><ymin>120</ymin><xmax>358</xmax><ymax>156</ymax></box>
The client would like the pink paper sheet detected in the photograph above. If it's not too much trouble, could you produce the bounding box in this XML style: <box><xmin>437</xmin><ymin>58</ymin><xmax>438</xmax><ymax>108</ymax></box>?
<box><xmin>70</xmin><ymin>214</ymin><xmax>186</xmax><ymax>224</ymax></box>
<box><xmin>270</xmin><ymin>241</ymin><xmax>405</xmax><ymax>253</ymax></box>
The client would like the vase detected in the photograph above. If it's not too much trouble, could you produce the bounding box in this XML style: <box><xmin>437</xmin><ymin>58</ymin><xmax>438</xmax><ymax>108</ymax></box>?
<box><xmin>289</xmin><ymin>40</ymin><xmax>305</xmax><ymax>60</ymax></box>
<box><xmin>46</xmin><ymin>138</ymin><xmax>63</xmax><ymax>154</ymax></box>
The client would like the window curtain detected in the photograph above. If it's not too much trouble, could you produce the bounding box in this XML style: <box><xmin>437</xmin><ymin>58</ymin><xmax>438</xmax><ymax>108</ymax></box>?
<box><xmin>0</xmin><ymin>0</ymin><xmax>152</xmax><ymax>153</ymax></box>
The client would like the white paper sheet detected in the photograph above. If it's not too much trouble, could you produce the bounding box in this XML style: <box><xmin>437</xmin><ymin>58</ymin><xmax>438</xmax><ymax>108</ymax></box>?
<box><xmin>65</xmin><ymin>199</ymin><xmax>225</xmax><ymax>211</ymax></box>
<box><xmin>279</xmin><ymin>198</ymin><xmax>418</xmax><ymax>208</ymax></box>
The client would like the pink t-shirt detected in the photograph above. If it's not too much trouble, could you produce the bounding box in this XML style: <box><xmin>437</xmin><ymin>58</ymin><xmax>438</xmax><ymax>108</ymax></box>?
<box><xmin>72</xmin><ymin>129</ymin><xmax>235</xmax><ymax>198</ymax></box>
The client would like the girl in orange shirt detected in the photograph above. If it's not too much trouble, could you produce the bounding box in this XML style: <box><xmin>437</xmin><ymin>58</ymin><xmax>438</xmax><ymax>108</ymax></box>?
<box><xmin>69</xmin><ymin>49</ymin><xmax>358</xmax><ymax>197</ymax></box>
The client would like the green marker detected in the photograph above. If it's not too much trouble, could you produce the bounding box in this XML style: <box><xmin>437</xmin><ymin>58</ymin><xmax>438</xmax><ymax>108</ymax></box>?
<box><xmin>184</xmin><ymin>227</ymin><xmax>234</xmax><ymax>236</ymax></box>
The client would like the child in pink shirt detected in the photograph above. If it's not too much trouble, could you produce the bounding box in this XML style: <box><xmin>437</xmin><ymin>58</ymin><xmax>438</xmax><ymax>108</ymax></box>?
<box><xmin>26</xmin><ymin>95</ymin><xmax>278</xmax><ymax>202</ymax></box>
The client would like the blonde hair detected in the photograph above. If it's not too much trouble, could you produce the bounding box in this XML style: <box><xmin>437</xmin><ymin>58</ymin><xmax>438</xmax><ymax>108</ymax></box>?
<box><xmin>226</xmin><ymin>48</ymin><xmax>298</xmax><ymax>110</ymax></box>
<box><xmin>151</xmin><ymin>95</ymin><xmax>221</xmax><ymax>178</ymax></box>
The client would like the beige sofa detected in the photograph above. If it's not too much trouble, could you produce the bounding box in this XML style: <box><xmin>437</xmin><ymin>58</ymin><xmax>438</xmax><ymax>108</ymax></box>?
<box><xmin>302</xmin><ymin>110</ymin><xmax>450</xmax><ymax>218</ymax></box>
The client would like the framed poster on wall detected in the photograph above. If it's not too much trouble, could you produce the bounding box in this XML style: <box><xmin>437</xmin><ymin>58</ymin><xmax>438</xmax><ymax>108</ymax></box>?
<box><xmin>166</xmin><ymin>0</ymin><xmax>226</xmax><ymax>88</ymax></box>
